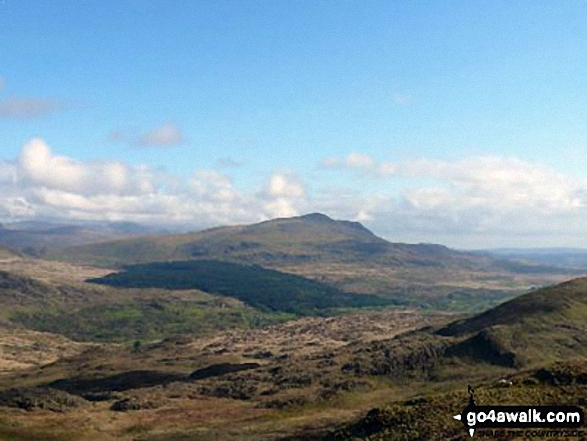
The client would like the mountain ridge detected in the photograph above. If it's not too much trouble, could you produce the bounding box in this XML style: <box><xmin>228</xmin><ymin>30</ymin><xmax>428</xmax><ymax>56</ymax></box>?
<box><xmin>48</xmin><ymin>213</ymin><xmax>530</xmax><ymax>270</ymax></box>
<box><xmin>44</xmin><ymin>213</ymin><xmax>578</xmax><ymax>311</ymax></box>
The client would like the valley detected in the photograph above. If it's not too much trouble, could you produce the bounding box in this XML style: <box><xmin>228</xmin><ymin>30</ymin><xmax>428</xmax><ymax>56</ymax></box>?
<box><xmin>46</xmin><ymin>214</ymin><xmax>579</xmax><ymax>312</ymax></box>
<box><xmin>5</xmin><ymin>3</ymin><xmax>585</xmax><ymax>439</ymax></box>
<box><xmin>0</xmin><ymin>215</ymin><xmax>585</xmax><ymax>440</ymax></box>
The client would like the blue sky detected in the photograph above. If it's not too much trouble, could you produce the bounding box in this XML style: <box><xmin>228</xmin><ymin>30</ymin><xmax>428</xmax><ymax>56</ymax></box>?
<box><xmin>1</xmin><ymin>1</ymin><xmax>587</xmax><ymax>247</ymax></box>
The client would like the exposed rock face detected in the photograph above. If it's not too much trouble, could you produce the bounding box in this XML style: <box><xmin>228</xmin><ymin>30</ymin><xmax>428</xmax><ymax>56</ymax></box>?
<box><xmin>445</xmin><ymin>327</ymin><xmax>520</xmax><ymax>368</ymax></box>
<box><xmin>110</xmin><ymin>397</ymin><xmax>161</xmax><ymax>412</ymax></box>
<box><xmin>342</xmin><ymin>331</ymin><xmax>451</xmax><ymax>376</ymax></box>
<box><xmin>0</xmin><ymin>387</ymin><xmax>87</xmax><ymax>412</ymax></box>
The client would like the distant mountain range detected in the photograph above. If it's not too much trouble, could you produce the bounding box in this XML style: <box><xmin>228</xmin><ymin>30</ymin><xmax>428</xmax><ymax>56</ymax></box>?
<box><xmin>0</xmin><ymin>220</ymin><xmax>167</xmax><ymax>255</ymax></box>
<box><xmin>49</xmin><ymin>213</ymin><xmax>564</xmax><ymax>272</ymax></box>
<box><xmin>36</xmin><ymin>213</ymin><xmax>579</xmax><ymax>312</ymax></box>
<box><xmin>480</xmin><ymin>247</ymin><xmax>587</xmax><ymax>269</ymax></box>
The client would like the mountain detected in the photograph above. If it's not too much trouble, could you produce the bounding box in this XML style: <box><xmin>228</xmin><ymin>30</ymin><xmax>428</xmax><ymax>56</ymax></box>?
<box><xmin>305</xmin><ymin>278</ymin><xmax>587</xmax><ymax>440</ymax></box>
<box><xmin>51</xmin><ymin>213</ymin><xmax>511</xmax><ymax>268</ymax></box>
<box><xmin>0</xmin><ymin>220</ymin><xmax>165</xmax><ymax>256</ymax></box>
<box><xmin>481</xmin><ymin>247</ymin><xmax>587</xmax><ymax>269</ymax></box>
<box><xmin>2</xmin><ymin>274</ymin><xmax>586</xmax><ymax>441</ymax></box>
<box><xmin>436</xmin><ymin>277</ymin><xmax>587</xmax><ymax>367</ymax></box>
<box><xmin>48</xmin><ymin>213</ymin><xmax>576</xmax><ymax>312</ymax></box>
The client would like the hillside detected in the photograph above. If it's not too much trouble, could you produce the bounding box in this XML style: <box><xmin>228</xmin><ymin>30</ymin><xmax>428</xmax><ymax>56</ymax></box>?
<box><xmin>50</xmin><ymin>213</ymin><xmax>517</xmax><ymax>269</ymax></box>
<box><xmin>89</xmin><ymin>260</ymin><xmax>395</xmax><ymax>314</ymax></box>
<box><xmin>318</xmin><ymin>359</ymin><xmax>587</xmax><ymax>441</ymax></box>
<box><xmin>0</xmin><ymin>246</ymin><xmax>20</xmax><ymax>261</ymax></box>
<box><xmin>48</xmin><ymin>213</ymin><xmax>576</xmax><ymax>312</ymax></box>
<box><xmin>434</xmin><ymin>278</ymin><xmax>587</xmax><ymax>368</ymax></box>
<box><xmin>483</xmin><ymin>247</ymin><xmax>587</xmax><ymax>270</ymax></box>
<box><xmin>305</xmin><ymin>279</ymin><xmax>587</xmax><ymax>440</ymax></box>
<box><xmin>438</xmin><ymin>277</ymin><xmax>587</xmax><ymax>336</ymax></box>
<box><xmin>336</xmin><ymin>278</ymin><xmax>587</xmax><ymax>381</ymax></box>
<box><xmin>0</xmin><ymin>258</ymin><xmax>291</xmax><ymax>342</ymax></box>
<box><xmin>0</xmin><ymin>221</ymin><xmax>162</xmax><ymax>256</ymax></box>
<box><xmin>0</xmin><ymin>278</ymin><xmax>586</xmax><ymax>440</ymax></box>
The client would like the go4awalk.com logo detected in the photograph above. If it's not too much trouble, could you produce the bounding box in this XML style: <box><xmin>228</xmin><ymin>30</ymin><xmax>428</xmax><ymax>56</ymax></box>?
<box><xmin>453</xmin><ymin>386</ymin><xmax>585</xmax><ymax>438</ymax></box>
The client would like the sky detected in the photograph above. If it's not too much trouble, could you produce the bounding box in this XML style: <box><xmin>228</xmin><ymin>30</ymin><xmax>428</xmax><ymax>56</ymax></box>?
<box><xmin>1</xmin><ymin>0</ymin><xmax>587</xmax><ymax>248</ymax></box>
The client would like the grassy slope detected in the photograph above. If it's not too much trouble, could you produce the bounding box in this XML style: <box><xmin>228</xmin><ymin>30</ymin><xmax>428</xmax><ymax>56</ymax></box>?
<box><xmin>287</xmin><ymin>279</ymin><xmax>587</xmax><ymax>439</ymax></box>
<box><xmin>439</xmin><ymin>277</ymin><xmax>587</xmax><ymax>335</ymax></box>
<box><xmin>46</xmin><ymin>214</ymin><xmax>576</xmax><ymax>311</ymax></box>
<box><xmin>48</xmin><ymin>214</ymin><xmax>516</xmax><ymax>269</ymax></box>
<box><xmin>0</xmin><ymin>246</ymin><xmax>20</xmax><ymax>260</ymax></box>
<box><xmin>1</xmin><ymin>278</ymin><xmax>587</xmax><ymax>440</ymax></box>
<box><xmin>436</xmin><ymin>278</ymin><xmax>587</xmax><ymax>367</ymax></box>
<box><xmin>319</xmin><ymin>359</ymin><xmax>587</xmax><ymax>441</ymax></box>
<box><xmin>0</xmin><ymin>260</ymin><xmax>291</xmax><ymax>342</ymax></box>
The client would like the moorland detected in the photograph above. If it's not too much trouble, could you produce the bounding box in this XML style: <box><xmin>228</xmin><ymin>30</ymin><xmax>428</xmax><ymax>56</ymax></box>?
<box><xmin>0</xmin><ymin>214</ymin><xmax>585</xmax><ymax>440</ymax></box>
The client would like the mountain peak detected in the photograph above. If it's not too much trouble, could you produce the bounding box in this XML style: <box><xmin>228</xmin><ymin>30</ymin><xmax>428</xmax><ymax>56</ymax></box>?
<box><xmin>296</xmin><ymin>213</ymin><xmax>334</xmax><ymax>222</ymax></box>
<box><xmin>286</xmin><ymin>212</ymin><xmax>373</xmax><ymax>235</ymax></box>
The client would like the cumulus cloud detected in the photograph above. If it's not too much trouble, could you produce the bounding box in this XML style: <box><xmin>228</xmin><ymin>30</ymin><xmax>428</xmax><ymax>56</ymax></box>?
<box><xmin>137</xmin><ymin>123</ymin><xmax>184</xmax><ymax>147</ymax></box>
<box><xmin>320</xmin><ymin>154</ymin><xmax>587</xmax><ymax>215</ymax></box>
<box><xmin>0</xmin><ymin>160</ymin><xmax>16</xmax><ymax>184</ymax></box>
<box><xmin>402</xmin><ymin>156</ymin><xmax>583</xmax><ymax>213</ymax></box>
<box><xmin>0</xmin><ymin>138</ymin><xmax>306</xmax><ymax>229</ymax></box>
<box><xmin>190</xmin><ymin>170</ymin><xmax>238</xmax><ymax>202</ymax></box>
<box><xmin>321</xmin><ymin>152</ymin><xmax>397</xmax><ymax>177</ymax></box>
<box><xmin>18</xmin><ymin>138</ymin><xmax>155</xmax><ymax>196</ymax></box>
<box><xmin>260</xmin><ymin>171</ymin><xmax>307</xmax><ymax>218</ymax></box>
<box><xmin>3</xmin><ymin>137</ymin><xmax>587</xmax><ymax>248</ymax></box>
<box><xmin>265</xmin><ymin>172</ymin><xmax>305</xmax><ymax>198</ymax></box>
<box><xmin>316</xmin><ymin>153</ymin><xmax>587</xmax><ymax>246</ymax></box>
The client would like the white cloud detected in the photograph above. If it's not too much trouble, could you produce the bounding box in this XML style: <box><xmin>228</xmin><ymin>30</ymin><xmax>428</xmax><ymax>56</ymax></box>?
<box><xmin>0</xmin><ymin>138</ymin><xmax>308</xmax><ymax>228</ymax></box>
<box><xmin>18</xmin><ymin>138</ymin><xmax>155</xmax><ymax>196</ymax></box>
<box><xmin>404</xmin><ymin>187</ymin><xmax>453</xmax><ymax>210</ymax></box>
<box><xmin>0</xmin><ymin>197</ymin><xmax>35</xmax><ymax>219</ymax></box>
<box><xmin>266</xmin><ymin>172</ymin><xmax>305</xmax><ymax>198</ymax></box>
<box><xmin>402</xmin><ymin>156</ymin><xmax>583</xmax><ymax>213</ymax></box>
<box><xmin>4</xmin><ymin>138</ymin><xmax>587</xmax><ymax>248</ymax></box>
<box><xmin>315</xmin><ymin>153</ymin><xmax>587</xmax><ymax>246</ymax></box>
<box><xmin>321</xmin><ymin>152</ymin><xmax>397</xmax><ymax>177</ymax></box>
<box><xmin>190</xmin><ymin>170</ymin><xmax>238</xmax><ymax>202</ymax></box>
<box><xmin>263</xmin><ymin>198</ymin><xmax>299</xmax><ymax>219</ymax></box>
<box><xmin>0</xmin><ymin>160</ymin><xmax>16</xmax><ymax>184</ymax></box>
<box><xmin>259</xmin><ymin>171</ymin><xmax>307</xmax><ymax>218</ymax></box>
<box><xmin>137</xmin><ymin>123</ymin><xmax>184</xmax><ymax>147</ymax></box>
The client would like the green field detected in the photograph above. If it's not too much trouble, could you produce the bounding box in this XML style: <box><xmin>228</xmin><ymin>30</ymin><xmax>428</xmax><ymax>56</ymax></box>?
<box><xmin>12</xmin><ymin>300</ymin><xmax>293</xmax><ymax>342</ymax></box>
